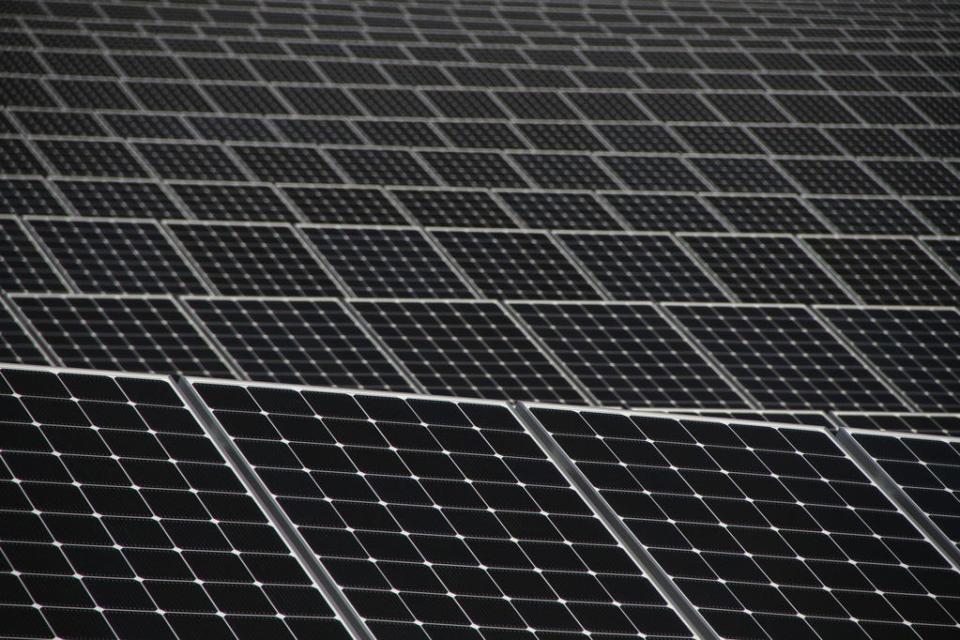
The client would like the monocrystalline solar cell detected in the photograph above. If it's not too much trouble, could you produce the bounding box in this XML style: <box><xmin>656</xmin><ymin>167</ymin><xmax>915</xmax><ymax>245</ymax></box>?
<box><xmin>818</xmin><ymin>306</ymin><xmax>960</xmax><ymax>413</ymax></box>
<box><xmin>526</xmin><ymin>406</ymin><xmax>960</xmax><ymax>640</ymax></box>
<box><xmin>188</xmin><ymin>380</ymin><xmax>695</xmax><ymax>640</ymax></box>
<box><xmin>10</xmin><ymin>295</ymin><xmax>232</xmax><ymax>377</ymax></box>
<box><xmin>0</xmin><ymin>364</ymin><xmax>352</xmax><ymax>640</ymax></box>
<box><xmin>429</xmin><ymin>229</ymin><xmax>602</xmax><ymax>300</ymax></box>
<box><xmin>680</xmin><ymin>234</ymin><xmax>854</xmax><ymax>304</ymax></box>
<box><xmin>511</xmin><ymin>301</ymin><xmax>745</xmax><ymax>409</ymax></box>
<box><xmin>556</xmin><ymin>232</ymin><xmax>728</xmax><ymax>302</ymax></box>
<box><xmin>26</xmin><ymin>217</ymin><xmax>207</xmax><ymax>295</ymax></box>
<box><xmin>166</xmin><ymin>222</ymin><xmax>341</xmax><ymax>297</ymax></box>
<box><xmin>666</xmin><ymin>304</ymin><xmax>905</xmax><ymax>411</ymax></box>
<box><xmin>183</xmin><ymin>296</ymin><xmax>413</xmax><ymax>391</ymax></box>
<box><xmin>301</xmin><ymin>225</ymin><xmax>474</xmax><ymax>299</ymax></box>
<box><xmin>351</xmin><ymin>299</ymin><xmax>585</xmax><ymax>403</ymax></box>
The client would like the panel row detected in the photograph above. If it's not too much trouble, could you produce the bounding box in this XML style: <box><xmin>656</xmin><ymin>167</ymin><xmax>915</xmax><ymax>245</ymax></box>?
<box><xmin>5</xmin><ymin>180</ymin><xmax>960</xmax><ymax>239</ymax></box>
<box><xmin>7</xmin><ymin>109</ymin><xmax>958</xmax><ymax>162</ymax></box>
<box><xmin>4</xmin><ymin>362</ymin><xmax>960</xmax><ymax>640</ymax></box>
<box><xmin>3</xmin><ymin>218</ymin><xmax>960</xmax><ymax>306</ymax></box>
<box><xmin>5</xmin><ymin>137</ymin><xmax>960</xmax><ymax>198</ymax></box>
<box><xmin>2</xmin><ymin>295</ymin><xmax>959</xmax><ymax>415</ymax></box>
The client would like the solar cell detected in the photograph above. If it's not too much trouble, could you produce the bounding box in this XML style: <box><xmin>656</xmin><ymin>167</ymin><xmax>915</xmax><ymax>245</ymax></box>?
<box><xmin>350</xmin><ymin>299</ymin><xmax>585</xmax><ymax>403</ymax></box>
<box><xmin>665</xmin><ymin>304</ymin><xmax>905</xmax><ymax>411</ymax></box>
<box><xmin>511</xmin><ymin>301</ymin><xmax>745</xmax><ymax>409</ymax></box>
<box><xmin>166</xmin><ymin>222</ymin><xmax>341</xmax><ymax>297</ymax></box>
<box><xmin>26</xmin><ymin>217</ymin><xmax>207</xmax><ymax>295</ymax></box>
<box><xmin>10</xmin><ymin>294</ymin><xmax>233</xmax><ymax>377</ymax></box>
<box><xmin>429</xmin><ymin>229</ymin><xmax>602</xmax><ymax>300</ymax></box>
<box><xmin>187</xmin><ymin>379</ymin><xmax>695</xmax><ymax>639</ymax></box>
<box><xmin>301</xmin><ymin>225</ymin><xmax>474</xmax><ymax>299</ymax></box>
<box><xmin>0</xmin><ymin>364</ymin><xmax>353</xmax><ymax>640</ymax></box>
<box><xmin>525</xmin><ymin>405</ymin><xmax>960</xmax><ymax>640</ymax></box>
<box><xmin>817</xmin><ymin>306</ymin><xmax>960</xmax><ymax>413</ymax></box>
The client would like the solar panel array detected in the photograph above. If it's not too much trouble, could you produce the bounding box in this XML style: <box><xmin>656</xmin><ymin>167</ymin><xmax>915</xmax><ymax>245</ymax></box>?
<box><xmin>3</xmin><ymin>0</ymin><xmax>960</xmax><ymax>633</ymax></box>
<box><xmin>4</xmin><ymin>362</ymin><xmax>960</xmax><ymax>640</ymax></box>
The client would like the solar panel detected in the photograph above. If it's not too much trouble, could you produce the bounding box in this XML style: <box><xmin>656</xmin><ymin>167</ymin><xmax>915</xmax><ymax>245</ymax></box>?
<box><xmin>429</xmin><ymin>229</ymin><xmax>602</xmax><ymax>301</ymax></box>
<box><xmin>654</xmin><ymin>409</ymin><xmax>835</xmax><ymax>429</ymax></box>
<box><xmin>704</xmin><ymin>197</ymin><xmax>829</xmax><ymax>235</ymax></box>
<box><xmin>804</xmin><ymin>237</ymin><xmax>960</xmax><ymax>306</ymax></box>
<box><xmin>183</xmin><ymin>296</ymin><xmax>413</xmax><ymax>392</ymax></box>
<box><xmin>679</xmin><ymin>234</ymin><xmax>855</xmax><ymax>305</ymax></box>
<box><xmin>350</xmin><ymin>299</ymin><xmax>585</xmax><ymax>403</ymax></box>
<box><xmin>165</xmin><ymin>222</ymin><xmax>341</xmax><ymax>297</ymax></box>
<box><xmin>186</xmin><ymin>379</ymin><xmax>697</xmax><ymax>640</ymax></box>
<box><xmin>0</xmin><ymin>364</ymin><xmax>353</xmax><ymax>640</ymax></box>
<box><xmin>524</xmin><ymin>405</ymin><xmax>960</xmax><ymax>640</ymax></box>
<box><xmin>833</xmin><ymin>414</ymin><xmax>960</xmax><ymax>438</ymax></box>
<box><xmin>0</xmin><ymin>296</ymin><xmax>49</xmax><ymax>365</ymax></box>
<box><xmin>665</xmin><ymin>304</ymin><xmax>905</xmax><ymax>412</ymax></box>
<box><xmin>510</xmin><ymin>301</ymin><xmax>746</xmax><ymax>409</ymax></box>
<box><xmin>10</xmin><ymin>294</ymin><xmax>233</xmax><ymax>377</ymax></box>
<box><xmin>817</xmin><ymin>306</ymin><xmax>960</xmax><ymax>413</ymax></box>
<box><xmin>25</xmin><ymin>217</ymin><xmax>208</xmax><ymax>295</ymax></box>
<box><xmin>555</xmin><ymin>231</ymin><xmax>728</xmax><ymax>302</ymax></box>
<box><xmin>847</xmin><ymin>430</ymin><xmax>960</xmax><ymax>558</ymax></box>
<box><xmin>57</xmin><ymin>180</ymin><xmax>182</xmax><ymax>219</ymax></box>
<box><xmin>806</xmin><ymin>199</ymin><xmax>932</xmax><ymax>236</ymax></box>
<box><xmin>301</xmin><ymin>225</ymin><xmax>474</xmax><ymax>299</ymax></box>
<box><xmin>0</xmin><ymin>215</ymin><xmax>67</xmax><ymax>293</ymax></box>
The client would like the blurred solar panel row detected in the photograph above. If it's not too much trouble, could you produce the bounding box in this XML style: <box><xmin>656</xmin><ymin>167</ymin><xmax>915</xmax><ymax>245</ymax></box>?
<box><xmin>4</xmin><ymin>218</ymin><xmax>960</xmax><ymax>302</ymax></box>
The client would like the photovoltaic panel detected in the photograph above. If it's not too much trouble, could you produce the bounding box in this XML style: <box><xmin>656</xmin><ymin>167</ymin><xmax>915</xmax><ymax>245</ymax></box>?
<box><xmin>655</xmin><ymin>410</ymin><xmax>834</xmax><ymax>429</ymax></box>
<box><xmin>350</xmin><ymin>299</ymin><xmax>585</xmax><ymax>404</ymax></box>
<box><xmin>804</xmin><ymin>237</ymin><xmax>960</xmax><ymax>307</ymax></box>
<box><xmin>10</xmin><ymin>294</ymin><xmax>233</xmax><ymax>377</ymax></box>
<box><xmin>0</xmin><ymin>364</ymin><xmax>352</xmax><ymax>640</ymax></box>
<box><xmin>817</xmin><ymin>306</ymin><xmax>960</xmax><ymax>413</ymax></box>
<box><xmin>0</xmin><ymin>296</ymin><xmax>49</xmax><ymax>365</ymax></box>
<box><xmin>603</xmin><ymin>194</ymin><xmax>726</xmax><ymax>233</ymax></box>
<box><xmin>183</xmin><ymin>296</ymin><xmax>413</xmax><ymax>392</ymax></box>
<box><xmin>165</xmin><ymin>222</ymin><xmax>341</xmax><ymax>297</ymax></box>
<box><xmin>0</xmin><ymin>215</ymin><xmax>67</xmax><ymax>293</ymax></box>
<box><xmin>704</xmin><ymin>197</ymin><xmax>829</xmax><ymax>235</ymax></box>
<box><xmin>833</xmin><ymin>413</ymin><xmax>960</xmax><ymax>438</ymax></box>
<box><xmin>555</xmin><ymin>232</ymin><xmax>728</xmax><ymax>302</ymax></box>
<box><xmin>301</xmin><ymin>225</ymin><xmax>474</xmax><ymax>299</ymax></box>
<box><xmin>510</xmin><ymin>301</ymin><xmax>745</xmax><ymax>409</ymax></box>
<box><xmin>665</xmin><ymin>304</ymin><xmax>905</xmax><ymax>412</ymax></box>
<box><xmin>525</xmin><ymin>405</ymin><xmax>960</xmax><ymax>640</ymax></box>
<box><xmin>679</xmin><ymin>235</ymin><xmax>854</xmax><ymax>305</ymax></box>
<box><xmin>188</xmin><ymin>379</ymin><xmax>696</xmax><ymax>640</ymax></box>
<box><xmin>25</xmin><ymin>217</ymin><xmax>208</xmax><ymax>295</ymax></box>
<box><xmin>851</xmin><ymin>430</ymin><xmax>960</xmax><ymax>554</ymax></box>
<box><xmin>428</xmin><ymin>229</ymin><xmax>602</xmax><ymax>301</ymax></box>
